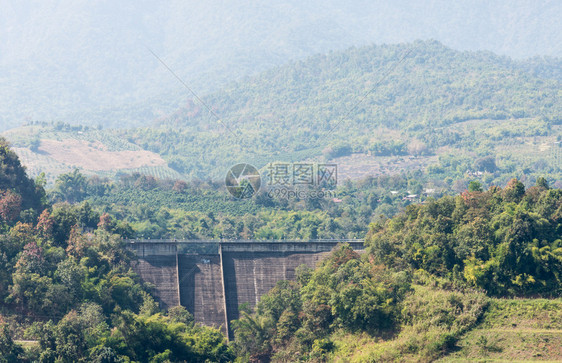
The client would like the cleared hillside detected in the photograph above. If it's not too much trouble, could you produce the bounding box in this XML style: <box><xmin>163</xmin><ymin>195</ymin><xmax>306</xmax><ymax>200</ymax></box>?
<box><xmin>2</xmin><ymin>124</ymin><xmax>183</xmax><ymax>183</ymax></box>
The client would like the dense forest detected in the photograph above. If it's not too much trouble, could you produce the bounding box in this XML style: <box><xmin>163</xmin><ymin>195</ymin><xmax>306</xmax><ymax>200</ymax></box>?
<box><xmin>232</xmin><ymin>179</ymin><xmax>562</xmax><ymax>361</ymax></box>
<box><xmin>46</xmin><ymin>166</ymin><xmax>439</xmax><ymax>240</ymax></box>
<box><xmin>368</xmin><ymin>178</ymin><xmax>562</xmax><ymax>296</ymax></box>
<box><xmin>42</xmin><ymin>155</ymin><xmax>560</xmax><ymax>243</ymax></box>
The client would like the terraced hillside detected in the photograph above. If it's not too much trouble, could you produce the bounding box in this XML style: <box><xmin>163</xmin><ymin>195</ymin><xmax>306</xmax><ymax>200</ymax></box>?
<box><xmin>1</xmin><ymin>124</ymin><xmax>183</xmax><ymax>183</ymax></box>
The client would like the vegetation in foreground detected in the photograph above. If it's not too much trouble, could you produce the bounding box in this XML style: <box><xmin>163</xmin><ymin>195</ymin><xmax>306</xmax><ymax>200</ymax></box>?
<box><xmin>440</xmin><ymin>298</ymin><xmax>562</xmax><ymax>362</ymax></box>
<box><xmin>1</xmin><ymin>135</ymin><xmax>562</xmax><ymax>361</ymax></box>
<box><xmin>233</xmin><ymin>178</ymin><xmax>562</xmax><ymax>361</ymax></box>
<box><xmin>232</xmin><ymin>249</ymin><xmax>488</xmax><ymax>362</ymax></box>
<box><xmin>0</xmin><ymin>138</ymin><xmax>233</xmax><ymax>361</ymax></box>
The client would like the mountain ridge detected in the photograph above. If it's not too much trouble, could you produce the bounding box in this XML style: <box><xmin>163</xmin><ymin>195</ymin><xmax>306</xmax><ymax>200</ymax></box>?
<box><xmin>121</xmin><ymin>41</ymin><xmax>561</xmax><ymax>179</ymax></box>
<box><xmin>1</xmin><ymin>1</ymin><xmax>561</xmax><ymax>129</ymax></box>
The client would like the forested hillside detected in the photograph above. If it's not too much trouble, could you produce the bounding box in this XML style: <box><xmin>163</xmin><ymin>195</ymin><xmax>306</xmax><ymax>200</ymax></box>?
<box><xmin>233</xmin><ymin>179</ymin><xmax>562</xmax><ymax>361</ymax></box>
<box><xmin>0</xmin><ymin>138</ymin><xmax>233</xmax><ymax>361</ymax></box>
<box><xmin>123</xmin><ymin>41</ymin><xmax>561</xmax><ymax>183</ymax></box>
<box><xmin>367</xmin><ymin>178</ymin><xmax>562</xmax><ymax>296</ymax></box>
<box><xmin>1</xmin><ymin>133</ymin><xmax>561</xmax><ymax>361</ymax></box>
<box><xmin>46</xmin><ymin>168</ymin><xmax>417</xmax><ymax>240</ymax></box>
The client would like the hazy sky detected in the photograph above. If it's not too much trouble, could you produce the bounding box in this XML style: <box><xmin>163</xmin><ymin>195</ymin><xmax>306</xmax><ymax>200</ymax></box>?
<box><xmin>0</xmin><ymin>0</ymin><xmax>560</xmax><ymax>128</ymax></box>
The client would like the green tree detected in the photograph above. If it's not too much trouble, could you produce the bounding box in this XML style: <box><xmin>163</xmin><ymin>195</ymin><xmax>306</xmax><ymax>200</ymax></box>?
<box><xmin>468</xmin><ymin>181</ymin><xmax>483</xmax><ymax>192</ymax></box>
<box><xmin>0</xmin><ymin>319</ymin><xmax>24</xmax><ymax>363</ymax></box>
<box><xmin>536</xmin><ymin>176</ymin><xmax>549</xmax><ymax>189</ymax></box>
<box><xmin>52</xmin><ymin>169</ymin><xmax>88</xmax><ymax>203</ymax></box>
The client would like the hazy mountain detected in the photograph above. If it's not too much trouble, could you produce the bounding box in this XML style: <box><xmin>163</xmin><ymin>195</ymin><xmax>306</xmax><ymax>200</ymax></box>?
<box><xmin>1</xmin><ymin>0</ymin><xmax>561</xmax><ymax>130</ymax></box>
<box><xmin>119</xmin><ymin>41</ymin><xmax>560</xmax><ymax>182</ymax></box>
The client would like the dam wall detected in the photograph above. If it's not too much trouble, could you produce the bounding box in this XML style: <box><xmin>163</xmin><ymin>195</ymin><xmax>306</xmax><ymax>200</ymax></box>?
<box><xmin>129</xmin><ymin>241</ymin><xmax>177</xmax><ymax>257</ymax></box>
<box><xmin>132</xmin><ymin>254</ymin><xmax>179</xmax><ymax>310</ymax></box>
<box><xmin>178</xmin><ymin>254</ymin><xmax>226</xmax><ymax>331</ymax></box>
<box><xmin>221</xmin><ymin>250</ymin><xmax>332</xmax><ymax>324</ymax></box>
<box><xmin>130</xmin><ymin>240</ymin><xmax>364</xmax><ymax>338</ymax></box>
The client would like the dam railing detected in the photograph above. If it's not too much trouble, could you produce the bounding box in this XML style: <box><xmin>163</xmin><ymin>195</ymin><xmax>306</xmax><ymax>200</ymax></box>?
<box><xmin>128</xmin><ymin>239</ymin><xmax>366</xmax><ymax>257</ymax></box>
<box><xmin>128</xmin><ymin>238</ymin><xmax>364</xmax><ymax>244</ymax></box>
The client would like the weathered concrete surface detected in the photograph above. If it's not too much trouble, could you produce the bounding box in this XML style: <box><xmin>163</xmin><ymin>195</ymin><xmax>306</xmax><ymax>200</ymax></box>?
<box><xmin>222</xmin><ymin>251</ymin><xmax>331</xmax><ymax>324</ymax></box>
<box><xmin>132</xmin><ymin>255</ymin><xmax>179</xmax><ymax>310</ymax></box>
<box><xmin>178</xmin><ymin>254</ymin><xmax>226</xmax><ymax>333</ymax></box>
<box><xmin>220</xmin><ymin>241</ymin><xmax>364</xmax><ymax>253</ymax></box>
<box><xmin>129</xmin><ymin>241</ymin><xmax>177</xmax><ymax>257</ymax></box>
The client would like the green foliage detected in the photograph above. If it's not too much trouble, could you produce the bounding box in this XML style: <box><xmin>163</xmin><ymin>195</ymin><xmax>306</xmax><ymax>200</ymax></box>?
<box><xmin>0</xmin><ymin>137</ymin><xmax>46</xmax><ymax>221</ymax></box>
<box><xmin>105</xmin><ymin>311</ymin><xmax>233</xmax><ymax>362</ymax></box>
<box><xmin>51</xmin><ymin>169</ymin><xmax>88</xmax><ymax>204</ymax></box>
<box><xmin>468</xmin><ymin>181</ymin><xmax>483</xmax><ymax>192</ymax></box>
<box><xmin>370</xmin><ymin>140</ymin><xmax>407</xmax><ymax>156</ymax></box>
<box><xmin>232</xmin><ymin>244</ymin><xmax>412</xmax><ymax>360</ymax></box>
<box><xmin>232</xmin><ymin>251</ymin><xmax>491</xmax><ymax>362</ymax></box>
<box><xmin>474</xmin><ymin>155</ymin><xmax>497</xmax><ymax>173</ymax></box>
<box><xmin>167</xmin><ymin>306</ymin><xmax>194</xmax><ymax>326</ymax></box>
<box><xmin>24</xmin><ymin>304</ymin><xmax>233</xmax><ymax>362</ymax></box>
<box><xmin>0</xmin><ymin>320</ymin><xmax>24</xmax><ymax>362</ymax></box>
<box><xmin>53</xmin><ymin>166</ymin><xmax>461</xmax><ymax>241</ymax></box>
<box><xmin>374</xmin><ymin>273</ymin><xmax>488</xmax><ymax>361</ymax></box>
<box><xmin>0</xmin><ymin>146</ymin><xmax>232</xmax><ymax>361</ymax></box>
<box><xmin>119</xmin><ymin>41</ymin><xmax>561</xmax><ymax>180</ymax></box>
<box><xmin>61</xmin><ymin>169</ymin><xmax>384</xmax><ymax>239</ymax></box>
<box><xmin>367</xmin><ymin>180</ymin><xmax>562</xmax><ymax>297</ymax></box>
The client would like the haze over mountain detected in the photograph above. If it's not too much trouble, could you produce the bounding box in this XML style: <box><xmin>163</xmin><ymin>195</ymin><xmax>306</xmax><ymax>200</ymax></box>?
<box><xmin>5</xmin><ymin>41</ymin><xmax>560</xmax><ymax>186</ymax></box>
<box><xmin>1</xmin><ymin>0</ymin><xmax>561</xmax><ymax>130</ymax></box>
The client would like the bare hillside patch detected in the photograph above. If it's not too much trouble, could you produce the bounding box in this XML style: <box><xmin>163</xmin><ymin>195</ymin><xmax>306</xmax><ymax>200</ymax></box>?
<box><xmin>38</xmin><ymin>139</ymin><xmax>166</xmax><ymax>171</ymax></box>
<box><xmin>331</xmin><ymin>153</ymin><xmax>439</xmax><ymax>180</ymax></box>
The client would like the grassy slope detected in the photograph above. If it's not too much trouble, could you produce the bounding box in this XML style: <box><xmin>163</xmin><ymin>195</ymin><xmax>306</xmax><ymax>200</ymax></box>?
<box><xmin>327</xmin><ymin>283</ymin><xmax>488</xmax><ymax>362</ymax></box>
<box><xmin>441</xmin><ymin>299</ymin><xmax>562</xmax><ymax>362</ymax></box>
<box><xmin>295</xmin><ymin>281</ymin><xmax>562</xmax><ymax>362</ymax></box>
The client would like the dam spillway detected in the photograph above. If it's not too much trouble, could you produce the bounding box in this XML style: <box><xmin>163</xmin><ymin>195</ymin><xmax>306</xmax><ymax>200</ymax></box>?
<box><xmin>130</xmin><ymin>239</ymin><xmax>364</xmax><ymax>338</ymax></box>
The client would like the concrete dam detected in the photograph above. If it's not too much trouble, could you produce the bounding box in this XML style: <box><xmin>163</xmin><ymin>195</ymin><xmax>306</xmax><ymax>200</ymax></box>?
<box><xmin>130</xmin><ymin>239</ymin><xmax>364</xmax><ymax>339</ymax></box>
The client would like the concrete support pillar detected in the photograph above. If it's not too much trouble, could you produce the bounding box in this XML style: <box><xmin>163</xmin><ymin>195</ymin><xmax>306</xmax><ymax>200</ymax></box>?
<box><xmin>218</xmin><ymin>244</ymin><xmax>230</xmax><ymax>341</ymax></box>
<box><xmin>175</xmin><ymin>252</ymin><xmax>181</xmax><ymax>306</ymax></box>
